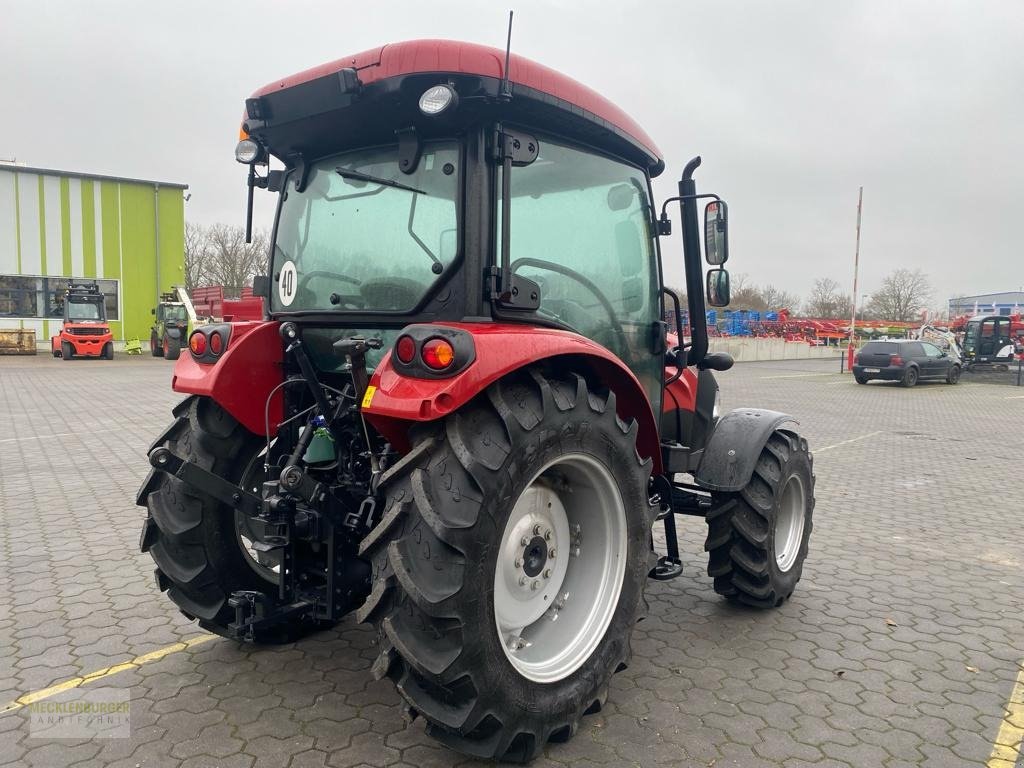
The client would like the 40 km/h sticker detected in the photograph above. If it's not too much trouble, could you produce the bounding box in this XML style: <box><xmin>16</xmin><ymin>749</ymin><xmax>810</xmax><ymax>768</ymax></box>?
<box><xmin>278</xmin><ymin>261</ymin><xmax>297</xmax><ymax>307</ymax></box>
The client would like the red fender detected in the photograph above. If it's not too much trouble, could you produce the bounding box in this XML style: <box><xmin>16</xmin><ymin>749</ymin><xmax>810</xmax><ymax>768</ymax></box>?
<box><xmin>171</xmin><ymin>321</ymin><xmax>284</xmax><ymax>436</ymax></box>
<box><xmin>363</xmin><ymin>323</ymin><xmax>662</xmax><ymax>473</ymax></box>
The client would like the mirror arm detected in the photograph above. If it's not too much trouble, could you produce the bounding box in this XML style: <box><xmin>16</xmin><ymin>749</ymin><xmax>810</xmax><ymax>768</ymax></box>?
<box><xmin>679</xmin><ymin>161</ymin><xmax>709</xmax><ymax>367</ymax></box>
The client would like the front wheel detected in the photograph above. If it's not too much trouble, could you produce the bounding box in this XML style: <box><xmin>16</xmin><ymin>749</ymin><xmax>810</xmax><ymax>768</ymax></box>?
<box><xmin>61</xmin><ymin>341</ymin><xmax>73</xmax><ymax>360</ymax></box>
<box><xmin>151</xmin><ymin>333</ymin><xmax>163</xmax><ymax>357</ymax></box>
<box><xmin>102</xmin><ymin>342</ymin><xmax>114</xmax><ymax>360</ymax></box>
<box><xmin>704</xmin><ymin>429</ymin><xmax>815</xmax><ymax>608</ymax></box>
<box><xmin>164</xmin><ymin>336</ymin><xmax>181</xmax><ymax>361</ymax></box>
<box><xmin>359</xmin><ymin>369</ymin><xmax>654</xmax><ymax>762</ymax></box>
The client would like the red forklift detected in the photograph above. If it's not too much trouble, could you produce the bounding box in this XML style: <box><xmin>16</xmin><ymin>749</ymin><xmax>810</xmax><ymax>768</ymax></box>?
<box><xmin>50</xmin><ymin>281</ymin><xmax>114</xmax><ymax>360</ymax></box>
<box><xmin>137</xmin><ymin>38</ymin><xmax>816</xmax><ymax>761</ymax></box>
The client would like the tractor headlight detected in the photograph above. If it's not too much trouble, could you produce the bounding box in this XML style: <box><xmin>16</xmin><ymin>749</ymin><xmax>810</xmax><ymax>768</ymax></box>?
<box><xmin>418</xmin><ymin>84</ymin><xmax>458</xmax><ymax>116</ymax></box>
<box><xmin>235</xmin><ymin>138</ymin><xmax>264</xmax><ymax>164</ymax></box>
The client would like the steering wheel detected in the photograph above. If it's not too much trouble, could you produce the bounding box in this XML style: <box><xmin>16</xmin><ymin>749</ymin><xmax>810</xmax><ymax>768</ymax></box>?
<box><xmin>511</xmin><ymin>257</ymin><xmax>627</xmax><ymax>346</ymax></box>
<box><xmin>359</xmin><ymin>276</ymin><xmax>424</xmax><ymax>311</ymax></box>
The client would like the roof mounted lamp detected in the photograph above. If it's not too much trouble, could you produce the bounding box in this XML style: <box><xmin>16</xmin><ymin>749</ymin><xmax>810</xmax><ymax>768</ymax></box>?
<box><xmin>418</xmin><ymin>84</ymin><xmax>458</xmax><ymax>116</ymax></box>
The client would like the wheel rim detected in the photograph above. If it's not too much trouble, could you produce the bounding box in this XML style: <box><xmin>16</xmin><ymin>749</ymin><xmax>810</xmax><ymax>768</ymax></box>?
<box><xmin>908</xmin><ymin>369</ymin><xmax>917</xmax><ymax>384</ymax></box>
<box><xmin>493</xmin><ymin>454</ymin><xmax>627</xmax><ymax>684</ymax></box>
<box><xmin>234</xmin><ymin>450</ymin><xmax>280</xmax><ymax>584</ymax></box>
<box><xmin>774</xmin><ymin>474</ymin><xmax>806</xmax><ymax>572</ymax></box>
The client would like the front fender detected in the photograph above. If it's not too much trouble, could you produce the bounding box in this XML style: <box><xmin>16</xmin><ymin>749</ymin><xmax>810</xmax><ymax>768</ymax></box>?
<box><xmin>694</xmin><ymin>408</ymin><xmax>796</xmax><ymax>492</ymax></box>
<box><xmin>171</xmin><ymin>321</ymin><xmax>283</xmax><ymax>436</ymax></box>
<box><xmin>363</xmin><ymin>322</ymin><xmax>662</xmax><ymax>472</ymax></box>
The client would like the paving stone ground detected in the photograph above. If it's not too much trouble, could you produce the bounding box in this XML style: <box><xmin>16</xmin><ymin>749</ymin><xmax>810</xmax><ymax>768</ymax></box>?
<box><xmin>0</xmin><ymin>353</ymin><xmax>1021</xmax><ymax>768</ymax></box>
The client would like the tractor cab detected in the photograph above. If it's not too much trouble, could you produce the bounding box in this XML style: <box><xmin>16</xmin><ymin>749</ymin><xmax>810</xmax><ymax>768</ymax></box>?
<box><xmin>139</xmin><ymin>37</ymin><xmax>814</xmax><ymax>764</ymax></box>
<box><xmin>51</xmin><ymin>281</ymin><xmax>114</xmax><ymax>360</ymax></box>
<box><xmin>151</xmin><ymin>292</ymin><xmax>190</xmax><ymax>360</ymax></box>
<box><xmin>962</xmin><ymin>314</ymin><xmax>1018</xmax><ymax>367</ymax></box>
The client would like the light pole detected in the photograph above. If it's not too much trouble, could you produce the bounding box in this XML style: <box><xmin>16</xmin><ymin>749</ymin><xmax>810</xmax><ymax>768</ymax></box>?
<box><xmin>847</xmin><ymin>187</ymin><xmax>863</xmax><ymax>370</ymax></box>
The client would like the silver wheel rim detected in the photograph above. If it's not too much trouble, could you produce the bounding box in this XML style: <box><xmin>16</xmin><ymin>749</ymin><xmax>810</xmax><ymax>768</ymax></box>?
<box><xmin>493</xmin><ymin>454</ymin><xmax>627</xmax><ymax>684</ymax></box>
<box><xmin>235</xmin><ymin>451</ymin><xmax>280</xmax><ymax>584</ymax></box>
<box><xmin>775</xmin><ymin>474</ymin><xmax>806</xmax><ymax>572</ymax></box>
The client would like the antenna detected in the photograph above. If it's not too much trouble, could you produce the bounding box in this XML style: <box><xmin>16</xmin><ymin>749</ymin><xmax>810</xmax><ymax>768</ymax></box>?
<box><xmin>500</xmin><ymin>10</ymin><xmax>514</xmax><ymax>99</ymax></box>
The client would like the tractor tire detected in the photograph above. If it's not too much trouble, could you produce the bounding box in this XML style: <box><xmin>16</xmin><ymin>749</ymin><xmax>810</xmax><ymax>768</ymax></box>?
<box><xmin>151</xmin><ymin>333</ymin><xmax>163</xmax><ymax>357</ymax></box>
<box><xmin>704</xmin><ymin>429</ymin><xmax>814</xmax><ymax>609</ymax></box>
<box><xmin>102</xmin><ymin>342</ymin><xmax>114</xmax><ymax>360</ymax></box>
<box><xmin>946</xmin><ymin>364</ymin><xmax>961</xmax><ymax>385</ymax></box>
<box><xmin>137</xmin><ymin>396</ymin><xmax>303</xmax><ymax>641</ymax></box>
<box><xmin>164</xmin><ymin>336</ymin><xmax>181</xmax><ymax>361</ymax></box>
<box><xmin>359</xmin><ymin>369</ymin><xmax>654</xmax><ymax>762</ymax></box>
<box><xmin>901</xmin><ymin>366</ymin><xmax>919</xmax><ymax>387</ymax></box>
<box><xmin>61</xmin><ymin>341</ymin><xmax>73</xmax><ymax>360</ymax></box>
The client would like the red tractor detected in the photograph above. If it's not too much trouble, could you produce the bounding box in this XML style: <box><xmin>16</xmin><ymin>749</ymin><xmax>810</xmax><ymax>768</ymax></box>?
<box><xmin>137</xmin><ymin>39</ymin><xmax>815</xmax><ymax>762</ymax></box>
<box><xmin>51</xmin><ymin>281</ymin><xmax>114</xmax><ymax>360</ymax></box>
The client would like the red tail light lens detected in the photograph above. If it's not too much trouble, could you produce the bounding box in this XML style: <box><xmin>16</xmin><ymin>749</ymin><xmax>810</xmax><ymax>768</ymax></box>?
<box><xmin>890</xmin><ymin>354</ymin><xmax>903</xmax><ymax>366</ymax></box>
<box><xmin>395</xmin><ymin>335</ymin><xmax>416</xmax><ymax>364</ymax></box>
<box><xmin>189</xmin><ymin>332</ymin><xmax>207</xmax><ymax>355</ymax></box>
<box><xmin>209</xmin><ymin>331</ymin><xmax>223</xmax><ymax>355</ymax></box>
<box><xmin>421</xmin><ymin>338</ymin><xmax>455</xmax><ymax>370</ymax></box>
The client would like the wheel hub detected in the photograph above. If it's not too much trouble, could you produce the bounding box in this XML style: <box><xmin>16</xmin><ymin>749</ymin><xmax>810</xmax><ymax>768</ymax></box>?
<box><xmin>522</xmin><ymin>535</ymin><xmax>548</xmax><ymax>577</ymax></box>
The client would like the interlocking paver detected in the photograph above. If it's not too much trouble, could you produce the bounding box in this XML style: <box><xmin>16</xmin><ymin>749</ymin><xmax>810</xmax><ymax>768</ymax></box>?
<box><xmin>1</xmin><ymin>354</ymin><xmax>1022</xmax><ymax>767</ymax></box>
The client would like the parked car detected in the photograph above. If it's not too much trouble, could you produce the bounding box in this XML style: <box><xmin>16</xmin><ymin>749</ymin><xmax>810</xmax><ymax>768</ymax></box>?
<box><xmin>853</xmin><ymin>339</ymin><xmax>961</xmax><ymax>386</ymax></box>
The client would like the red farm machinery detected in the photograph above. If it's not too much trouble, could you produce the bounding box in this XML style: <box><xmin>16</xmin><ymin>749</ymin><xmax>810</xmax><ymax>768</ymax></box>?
<box><xmin>137</xmin><ymin>38</ymin><xmax>815</xmax><ymax>762</ymax></box>
<box><xmin>51</xmin><ymin>281</ymin><xmax>114</xmax><ymax>360</ymax></box>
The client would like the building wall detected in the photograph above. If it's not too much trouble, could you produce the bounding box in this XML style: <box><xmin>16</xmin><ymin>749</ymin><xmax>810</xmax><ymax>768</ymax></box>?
<box><xmin>0</xmin><ymin>167</ymin><xmax>186</xmax><ymax>346</ymax></box>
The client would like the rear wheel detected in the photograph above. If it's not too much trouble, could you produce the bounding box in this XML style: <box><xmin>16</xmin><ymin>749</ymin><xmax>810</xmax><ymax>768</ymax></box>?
<box><xmin>164</xmin><ymin>336</ymin><xmax>181</xmax><ymax>361</ymax></box>
<box><xmin>61</xmin><ymin>341</ymin><xmax>73</xmax><ymax>360</ymax></box>
<box><xmin>359</xmin><ymin>369</ymin><xmax>654</xmax><ymax>762</ymax></box>
<box><xmin>946</xmin><ymin>364</ymin><xmax>961</xmax><ymax>384</ymax></box>
<box><xmin>854</xmin><ymin>375</ymin><xmax>868</xmax><ymax>385</ymax></box>
<box><xmin>704</xmin><ymin>430</ymin><xmax>814</xmax><ymax>608</ymax></box>
<box><xmin>902</xmin><ymin>366</ymin><xmax>919</xmax><ymax>387</ymax></box>
<box><xmin>137</xmin><ymin>396</ymin><xmax>318</xmax><ymax>641</ymax></box>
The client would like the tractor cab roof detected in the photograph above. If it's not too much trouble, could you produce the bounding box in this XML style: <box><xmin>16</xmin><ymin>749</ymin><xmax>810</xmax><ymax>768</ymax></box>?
<box><xmin>244</xmin><ymin>39</ymin><xmax>664</xmax><ymax>176</ymax></box>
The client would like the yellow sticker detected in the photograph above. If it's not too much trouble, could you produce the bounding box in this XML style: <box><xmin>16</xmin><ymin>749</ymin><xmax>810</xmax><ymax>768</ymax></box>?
<box><xmin>361</xmin><ymin>385</ymin><xmax>377</xmax><ymax>409</ymax></box>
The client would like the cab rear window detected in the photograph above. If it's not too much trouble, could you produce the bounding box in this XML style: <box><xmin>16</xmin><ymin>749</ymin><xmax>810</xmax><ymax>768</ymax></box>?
<box><xmin>860</xmin><ymin>342</ymin><xmax>897</xmax><ymax>354</ymax></box>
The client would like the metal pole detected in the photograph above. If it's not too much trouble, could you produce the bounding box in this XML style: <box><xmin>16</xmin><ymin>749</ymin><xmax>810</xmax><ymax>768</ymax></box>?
<box><xmin>848</xmin><ymin>187</ymin><xmax>863</xmax><ymax>367</ymax></box>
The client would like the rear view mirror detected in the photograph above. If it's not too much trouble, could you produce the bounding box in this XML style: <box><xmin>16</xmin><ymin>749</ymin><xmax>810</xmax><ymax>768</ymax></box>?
<box><xmin>151</xmin><ymin>308</ymin><xmax>156</xmax><ymax>315</ymax></box>
<box><xmin>706</xmin><ymin>268</ymin><xmax>730</xmax><ymax>307</ymax></box>
<box><xmin>704</xmin><ymin>200</ymin><xmax>729</xmax><ymax>265</ymax></box>
<box><xmin>252</xmin><ymin>275</ymin><xmax>270</xmax><ymax>298</ymax></box>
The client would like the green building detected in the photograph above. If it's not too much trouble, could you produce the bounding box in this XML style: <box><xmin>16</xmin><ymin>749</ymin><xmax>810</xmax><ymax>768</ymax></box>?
<box><xmin>0</xmin><ymin>163</ymin><xmax>187</xmax><ymax>348</ymax></box>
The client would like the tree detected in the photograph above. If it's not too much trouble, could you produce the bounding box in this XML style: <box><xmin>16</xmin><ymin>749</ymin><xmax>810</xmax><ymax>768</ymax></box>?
<box><xmin>804</xmin><ymin>277</ymin><xmax>853</xmax><ymax>318</ymax></box>
<box><xmin>184</xmin><ymin>223</ymin><xmax>269</xmax><ymax>296</ymax></box>
<box><xmin>760</xmin><ymin>284</ymin><xmax>801</xmax><ymax>314</ymax></box>
<box><xmin>866</xmin><ymin>268</ymin><xmax>932</xmax><ymax>322</ymax></box>
<box><xmin>728</xmin><ymin>273</ymin><xmax>769</xmax><ymax>312</ymax></box>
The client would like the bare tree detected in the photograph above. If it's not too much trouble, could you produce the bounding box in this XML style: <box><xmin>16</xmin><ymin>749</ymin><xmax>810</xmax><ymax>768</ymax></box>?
<box><xmin>727</xmin><ymin>272</ymin><xmax>768</xmax><ymax>312</ymax></box>
<box><xmin>183</xmin><ymin>222</ymin><xmax>210</xmax><ymax>291</ymax></box>
<box><xmin>867</xmin><ymin>268</ymin><xmax>932</xmax><ymax>322</ymax></box>
<box><xmin>184</xmin><ymin>223</ymin><xmax>269</xmax><ymax>297</ymax></box>
<box><xmin>760</xmin><ymin>284</ymin><xmax>801</xmax><ymax>314</ymax></box>
<box><xmin>804</xmin><ymin>277</ymin><xmax>853</xmax><ymax>318</ymax></box>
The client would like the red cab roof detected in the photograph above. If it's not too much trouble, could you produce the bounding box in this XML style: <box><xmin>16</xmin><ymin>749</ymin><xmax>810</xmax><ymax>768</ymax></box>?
<box><xmin>253</xmin><ymin>39</ymin><xmax>663</xmax><ymax>172</ymax></box>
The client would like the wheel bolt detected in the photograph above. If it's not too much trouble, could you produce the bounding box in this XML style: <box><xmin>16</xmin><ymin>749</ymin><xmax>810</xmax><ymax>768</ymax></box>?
<box><xmin>549</xmin><ymin>548</ymin><xmax>556</xmax><ymax>558</ymax></box>
<box><xmin>531</xmin><ymin>579</ymin><xmax>540</xmax><ymax>590</ymax></box>
<box><xmin>514</xmin><ymin>558</ymin><xmax>522</xmax><ymax>568</ymax></box>
<box><xmin>543</xmin><ymin>569</ymin><xmax>551</xmax><ymax>579</ymax></box>
<box><xmin>521</xmin><ymin>536</ymin><xmax>529</xmax><ymax>546</ymax></box>
<box><xmin>533</xmin><ymin>524</ymin><xmax>541</xmax><ymax>535</ymax></box>
<box><xmin>544</xmin><ymin>529</ymin><xmax>552</xmax><ymax>541</ymax></box>
<box><xmin>519</xmin><ymin>576</ymin><xmax>526</xmax><ymax>586</ymax></box>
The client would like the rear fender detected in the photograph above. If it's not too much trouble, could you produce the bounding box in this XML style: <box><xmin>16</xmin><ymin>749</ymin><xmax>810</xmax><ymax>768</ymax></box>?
<box><xmin>695</xmin><ymin>408</ymin><xmax>796</xmax><ymax>492</ymax></box>
<box><xmin>363</xmin><ymin>322</ymin><xmax>662</xmax><ymax>472</ymax></box>
<box><xmin>171</xmin><ymin>320</ymin><xmax>283</xmax><ymax>436</ymax></box>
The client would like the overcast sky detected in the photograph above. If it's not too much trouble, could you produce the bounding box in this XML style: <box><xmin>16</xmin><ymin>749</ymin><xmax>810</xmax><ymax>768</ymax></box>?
<box><xmin>3</xmin><ymin>0</ymin><xmax>1021</xmax><ymax>307</ymax></box>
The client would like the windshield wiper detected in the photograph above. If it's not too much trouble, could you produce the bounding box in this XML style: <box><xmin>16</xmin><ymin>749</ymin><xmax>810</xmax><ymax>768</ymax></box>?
<box><xmin>335</xmin><ymin>168</ymin><xmax>426</xmax><ymax>195</ymax></box>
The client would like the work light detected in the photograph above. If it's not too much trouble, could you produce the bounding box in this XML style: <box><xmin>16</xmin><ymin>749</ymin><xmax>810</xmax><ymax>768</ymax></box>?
<box><xmin>235</xmin><ymin>138</ymin><xmax>264</xmax><ymax>164</ymax></box>
<box><xmin>419</xmin><ymin>84</ymin><xmax>457</xmax><ymax>116</ymax></box>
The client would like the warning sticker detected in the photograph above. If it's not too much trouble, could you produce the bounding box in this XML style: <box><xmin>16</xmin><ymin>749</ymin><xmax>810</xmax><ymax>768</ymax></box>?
<box><xmin>361</xmin><ymin>385</ymin><xmax>377</xmax><ymax>409</ymax></box>
<box><xmin>278</xmin><ymin>260</ymin><xmax>297</xmax><ymax>307</ymax></box>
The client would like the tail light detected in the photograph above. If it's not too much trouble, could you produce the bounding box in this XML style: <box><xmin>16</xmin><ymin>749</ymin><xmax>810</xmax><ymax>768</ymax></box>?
<box><xmin>390</xmin><ymin>326</ymin><xmax>475</xmax><ymax>378</ymax></box>
<box><xmin>189</xmin><ymin>324</ymin><xmax>231</xmax><ymax>363</ymax></box>
<box><xmin>889</xmin><ymin>354</ymin><xmax>903</xmax><ymax>366</ymax></box>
